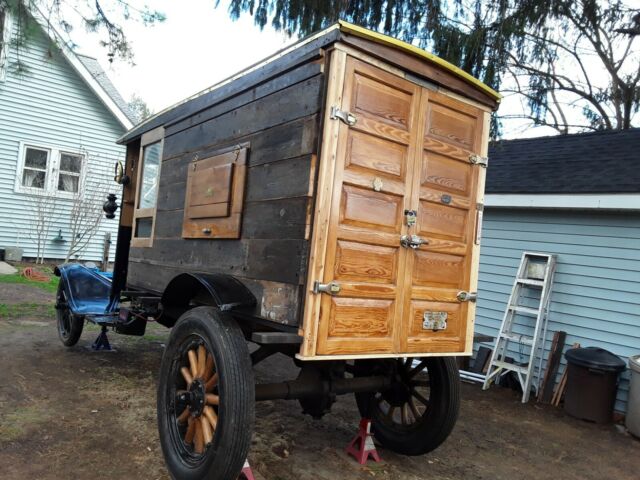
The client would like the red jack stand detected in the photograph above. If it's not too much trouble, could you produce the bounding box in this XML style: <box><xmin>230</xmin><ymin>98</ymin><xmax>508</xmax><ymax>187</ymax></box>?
<box><xmin>238</xmin><ymin>459</ymin><xmax>255</xmax><ymax>480</ymax></box>
<box><xmin>346</xmin><ymin>418</ymin><xmax>381</xmax><ymax>465</ymax></box>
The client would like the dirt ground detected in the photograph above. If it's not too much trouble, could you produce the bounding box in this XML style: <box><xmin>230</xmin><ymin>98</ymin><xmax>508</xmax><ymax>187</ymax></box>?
<box><xmin>1</xmin><ymin>282</ymin><xmax>638</xmax><ymax>480</ymax></box>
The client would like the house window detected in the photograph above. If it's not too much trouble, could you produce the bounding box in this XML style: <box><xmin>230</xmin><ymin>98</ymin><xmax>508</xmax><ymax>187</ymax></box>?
<box><xmin>16</xmin><ymin>143</ymin><xmax>86</xmax><ymax>196</ymax></box>
<box><xmin>132</xmin><ymin>127</ymin><xmax>164</xmax><ymax>247</ymax></box>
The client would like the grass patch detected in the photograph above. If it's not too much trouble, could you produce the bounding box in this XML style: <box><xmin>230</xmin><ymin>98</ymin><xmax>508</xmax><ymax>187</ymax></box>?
<box><xmin>0</xmin><ymin>404</ymin><xmax>54</xmax><ymax>442</ymax></box>
<box><xmin>0</xmin><ymin>269</ymin><xmax>59</xmax><ymax>293</ymax></box>
<box><xmin>0</xmin><ymin>302</ymin><xmax>56</xmax><ymax>319</ymax></box>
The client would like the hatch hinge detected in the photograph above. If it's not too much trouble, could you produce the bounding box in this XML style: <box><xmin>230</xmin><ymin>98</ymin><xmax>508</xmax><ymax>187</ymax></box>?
<box><xmin>312</xmin><ymin>280</ymin><xmax>341</xmax><ymax>295</ymax></box>
<box><xmin>330</xmin><ymin>106</ymin><xmax>357</xmax><ymax>126</ymax></box>
<box><xmin>470</xmin><ymin>154</ymin><xmax>488</xmax><ymax>167</ymax></box>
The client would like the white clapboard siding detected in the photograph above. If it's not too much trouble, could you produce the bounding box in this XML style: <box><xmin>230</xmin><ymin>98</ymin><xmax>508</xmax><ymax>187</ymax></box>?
<box><xmin>0</xmin><ymin>18</ymin><xmax>126</xmax><ymax>261</ymax></box>
<box><xmin>474</xmin><ymin>209</ymin><xmax>640</xmax><ymax>413</ymax></box>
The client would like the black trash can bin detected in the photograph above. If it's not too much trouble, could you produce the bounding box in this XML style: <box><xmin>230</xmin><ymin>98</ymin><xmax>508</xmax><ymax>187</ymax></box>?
<box><xmin>564</xmin><ymin>347</ymin><xmax>626</xmax><ymax>423</ymax></box>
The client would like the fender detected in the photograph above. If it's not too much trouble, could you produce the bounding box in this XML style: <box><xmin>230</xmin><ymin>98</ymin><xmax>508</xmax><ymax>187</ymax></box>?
<box><xmin>54</xmin><ymin>263</ymin><xmax>114</xmax><ymax>316</ymax></box>
<box><xmin>160</xmin><ymin>272</ymin><xmax>256</xmax><ymax>327</ymax></box>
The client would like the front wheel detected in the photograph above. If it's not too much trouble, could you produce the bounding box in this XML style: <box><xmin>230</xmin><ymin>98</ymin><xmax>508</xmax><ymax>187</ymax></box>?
<box><xmin>157</xmin><ymin>307</ymin><xmax>255</xmax><ymax>480</ymax></box>
<box><xmin>56</xmin><ymin>283</ymin><xmax>84</xmax><ymax>346</ymax></box>
<box><xmin>354</xmin><ymin>357</ymin><xmax>460</xmax><ymax>456</ymax></box>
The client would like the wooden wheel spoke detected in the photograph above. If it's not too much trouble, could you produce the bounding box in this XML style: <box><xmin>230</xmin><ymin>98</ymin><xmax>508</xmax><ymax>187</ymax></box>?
<box><xmin>177</xmin><ymin>407</ymin><xmax>190</xmax><ymax>424</ymax></box>
<box><xmin>401</xmin><ymin>404</ymin><xmax>408</xmax><ymax>425</ymax></box>
<box><xmin>409</xmin><ymin>360</ymin><xmax>428</xmax><ymax>379</ymax></box>
<box><xmin>386</xmin><ymin>405</ymin><xmax>396</xmax><ymax>421</ymax></box>
<box><xmin>206</xmin><ymin>393</ymin><xmax>220</xmax><ymax>406</ymax></box>
<box><xmin>197</xmin><ymin>345</ymin><xmax>207</xmax><ymax>379</ymax></box>
<box><xmin>204</xmin><ymin>406</ymin><xmax>218</xmax><ymax>432</ymax></box>
<box><xmin>184</xmin><ymin>417</ymin><xmax>196</xmax><ymax>444</ymax></box>
<box><xmin>181</xmin><ymin>367</ymin><xmax>193</xmax><ymax>386</ymax></box>
<box><xmin>200</xmin><ymin>416</ymin><xmax>213</xmax><ymax>446</ymax></box>
<box><xmin>203</xmin><ymin>354</ymin><xmax>215</xmax><ymax>382</ymax></box>
<box><xmin>188</xmin><ymin>349</ymin><xmax>199</xmax><ymax>379</ymax></box>
<box><xmin>194</xmin><ymin>421</ymin><xmax>204</xmax><ymax>454</ymax></box>
<box><xmin>408</xmin><ymin>397</ymin><xmax>421</xmax><ymax>420</ymax></box>
<box><xmin>411</xmin><ymin>388</ymin><xmax>430</xmax><ymax>407</ymax></box>
<box><xmin>205</xmin><ymin>374</ymin><xmax>218</xmax><ymax>392</ymax></box>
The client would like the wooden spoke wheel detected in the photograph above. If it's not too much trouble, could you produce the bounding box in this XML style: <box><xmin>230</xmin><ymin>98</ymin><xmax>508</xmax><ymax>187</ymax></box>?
<box><xmin>55</xmin><ymin>283</ymin><xmax>84</xmax><ymax>346</ymax></box>
<box><xmin>354</xmin><ymin>357</ymin><xmax>460</xmax><ymax>456</ymax></box>
<box><xmin>157</xmin><ymin>307</ymin><xmax>254</xmax><ymax>480</ymax></box>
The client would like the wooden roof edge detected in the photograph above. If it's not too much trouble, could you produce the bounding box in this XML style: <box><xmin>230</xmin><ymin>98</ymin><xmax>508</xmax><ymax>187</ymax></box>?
<box><xmin>337</xmin><ymin>21</ymin><xmax>501</xmax><ymax>104</ymax></box>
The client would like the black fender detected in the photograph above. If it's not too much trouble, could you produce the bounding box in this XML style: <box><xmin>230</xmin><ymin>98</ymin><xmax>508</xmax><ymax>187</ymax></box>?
<box><xmin>159</xmin><ymin>272</ymin><xmax>256</xmax><ymax>327</ymax></box>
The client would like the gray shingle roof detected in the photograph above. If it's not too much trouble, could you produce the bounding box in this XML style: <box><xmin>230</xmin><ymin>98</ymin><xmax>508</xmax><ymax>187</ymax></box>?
<box><xmin>76</xmin><ymin>54</ymin><xmax>138</xmax><ymax>124</ymax></box>
<box><xmin>486</xmin><ymin>128</ymin><xmax>640</xmax><ymax>194</ymax></box>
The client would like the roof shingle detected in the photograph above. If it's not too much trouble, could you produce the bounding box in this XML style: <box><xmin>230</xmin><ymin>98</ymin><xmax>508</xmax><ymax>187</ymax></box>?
<box><xmin>486</xmin><ymin>128</ymin><xmax>640</xmax><ymax>194</ymax></box>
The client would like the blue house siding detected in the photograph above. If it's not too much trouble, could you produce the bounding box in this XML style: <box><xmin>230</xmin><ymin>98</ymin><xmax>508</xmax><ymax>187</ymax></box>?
<box><xmin>474</xmin><ymin>209</ymin><xmax>640</xmax><ymax>413</ymax></box>
<box><xmin>0</xmin><ymin>17</ymin><xmax>125</xmax><ymax>261</ymax></box>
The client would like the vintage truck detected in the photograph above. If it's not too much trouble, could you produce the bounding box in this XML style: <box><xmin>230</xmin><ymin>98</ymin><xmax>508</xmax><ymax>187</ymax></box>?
<box><xmin>55</xmin><ymin>21</ymin><xmax>500</xmax><ymax>480</ymax></box>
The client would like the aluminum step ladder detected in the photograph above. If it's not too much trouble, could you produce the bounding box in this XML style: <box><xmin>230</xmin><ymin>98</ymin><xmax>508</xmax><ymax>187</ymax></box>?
<box><xmin>482</xmin><ymin>252</ymin><xmax>557</xmax><ymax>403</ymax></box>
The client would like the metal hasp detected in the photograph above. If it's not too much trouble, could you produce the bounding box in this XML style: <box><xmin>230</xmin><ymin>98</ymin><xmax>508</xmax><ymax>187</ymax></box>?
<box><xmin>469</xmin><ymin>154</ymin><xmax>488</xmax><ymax>167</ymax></box>
<box><xmin>312</xmin><ymin>281</ymin><xmax>341</xmax><ymax>295</ymax></box>
<box><xmin>400</xmin><ymin>234</ymin><xmax>429</xmax><ymax>249</ymax></box>
<box><xmin>456</xmin><ymin>291</ymin><xmax>478</xmax><ymax>302</ymax></box>
<box><xmin>423</xmin><ymin>311</ymin><xmax>448</xmax><ymax>331</ymax></box>
<box><xmin>330</xmin><ymin>106</ymin><xmax>357</xmax><ymax>126</ymax></box>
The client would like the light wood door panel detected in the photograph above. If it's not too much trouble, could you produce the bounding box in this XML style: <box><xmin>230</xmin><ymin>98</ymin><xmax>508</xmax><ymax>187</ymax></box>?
<box><xmin>400</xmin><ymin>91</ymin><xmax>483</xmax><ymax>353</ymax></box>
<box><xmin>312</xmin><ymin>54</ymin><xmax>485</xmax><ymax>357</ymax></box>
<box><xmin>316</xmin><ymin>57</ymin><xmax>418</xmax><ymax>355</ymax></box>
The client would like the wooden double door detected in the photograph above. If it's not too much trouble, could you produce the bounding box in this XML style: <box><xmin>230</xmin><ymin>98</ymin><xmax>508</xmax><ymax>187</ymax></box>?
<box><xmin>314</xmin><ymin>53</ymin><xmax>486</xmax><ymax>356</ymax></box>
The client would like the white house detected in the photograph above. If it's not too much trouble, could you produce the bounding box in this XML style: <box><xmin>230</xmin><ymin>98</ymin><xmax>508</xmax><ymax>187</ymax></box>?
<box><xmin>475</xmin><ymin>128</ymin><xmax>640</xmax><ymax>413</ymax></box>
<box><xmin>0</xmin><ymin>4</ymin><xmax>134</xmax><ymax>262</ymax></box>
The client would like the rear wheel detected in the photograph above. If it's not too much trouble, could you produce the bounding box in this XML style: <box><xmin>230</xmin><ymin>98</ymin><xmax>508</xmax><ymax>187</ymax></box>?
<box><xmin>157</xmin><ymin>307</ymin><xmax>254</xmax><ymax>480</ymax></box>
<box><xmin>354</xmin><ymin>357</ymin><xmax>460</xmax><ymax>456</ymax></box>
<box><xmin>56</xmin><ymin>283</ymin><xmax>84</xmax><ymax>346</ymax></box>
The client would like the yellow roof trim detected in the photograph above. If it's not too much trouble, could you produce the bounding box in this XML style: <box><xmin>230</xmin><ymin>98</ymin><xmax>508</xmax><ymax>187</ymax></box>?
<box><xmin>338</xmin><ymin>20</ymin><xmax>501</xmax><ymax>102</ymax></box>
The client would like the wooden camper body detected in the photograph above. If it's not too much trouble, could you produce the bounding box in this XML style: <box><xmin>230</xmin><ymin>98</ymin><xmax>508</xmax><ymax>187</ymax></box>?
<box><xmin>117</xmin><ymin>22</ymin><xmax>500</xmax><ymax>360</ymax></box>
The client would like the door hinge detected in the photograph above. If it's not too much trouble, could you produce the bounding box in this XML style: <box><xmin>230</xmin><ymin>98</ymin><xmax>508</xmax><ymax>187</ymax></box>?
<box><xmin>330</xmin><ymin>106</ymin><xmax>357</xmax><ymax>126</ymax></box>
<box><xmin>312</xmin><ymin>281</ymin><xmax>341</xmax><ymax>295</ymax></box>
<box><xmin>457</xmin><ymin>291</ymin><xmax>478</xmax><ymax>302</ymax></box>
<box><xmin>469</xmin><ymin>154</ymin><xmax>488</xmax><ymax>167</ymax></box>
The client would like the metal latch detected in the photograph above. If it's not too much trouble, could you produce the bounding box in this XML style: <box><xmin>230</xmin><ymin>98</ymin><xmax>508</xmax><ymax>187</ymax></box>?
<box><xmin>423</xmin><ymin>311</ymin><xmax>448</xmax><ymax>331</ymax></box>
<box><xmin>312</xmin><ymin>281</ymin><xmax>341</xmax><ymax>295</ymax></box>
<box><xmin>330</xmin><ymin>106</ymin><xmax>357</xmax><ymax>126</ymax></box>
<box><xmin>404</xmin><ymin>209</ymin><xmax>417</xmax><ymax>227</ymax></box>
<box><xmin>400</xmin><ymin>234</ymin><xmax>429</xmax><ymax>249</ymax></box>
<box><xmin>469</xmin><ymin>154</ymin><xmax>488</xmax><ymax>167</ymax></box>
<box><xmin>457</xmin><ymin>291</ymin><xmax>478</xmax><ymax>302</ymax></box>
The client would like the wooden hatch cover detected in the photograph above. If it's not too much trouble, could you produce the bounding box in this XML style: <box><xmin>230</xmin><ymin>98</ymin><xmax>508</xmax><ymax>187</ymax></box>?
<box><xmin>302</xmin><ymin>50</ymin><xmax>488</xmax><ymax>358</ymax></box>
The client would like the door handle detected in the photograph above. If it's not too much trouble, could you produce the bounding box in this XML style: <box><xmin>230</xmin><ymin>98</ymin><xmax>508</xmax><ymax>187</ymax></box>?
<box><xmin>400</xmin><ymin>234</ymin><xmax>429</xmax><ymax>249</ymax></box>
<box><xmin>457</xmin><ymin>291</ymin><xmax>478</xmax><ymax>302</ymax></box>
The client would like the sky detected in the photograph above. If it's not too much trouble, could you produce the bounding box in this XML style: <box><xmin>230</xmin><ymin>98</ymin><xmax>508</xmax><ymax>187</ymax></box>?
<box><xmin>64</xmin><ymin>0</ymin><xmax>293</xmax><ymax>118</ymax></box>
<box><xmin>53</xmin><ymin>0</ymin><xmax>627</xmax><ymax>139</ymax></box>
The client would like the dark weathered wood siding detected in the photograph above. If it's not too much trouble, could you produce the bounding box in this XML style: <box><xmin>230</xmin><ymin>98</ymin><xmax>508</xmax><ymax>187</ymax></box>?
<box><xmin>127</xmin><ymin>58</ymin><xmax>325</xmax><ymax>325</ymax></box>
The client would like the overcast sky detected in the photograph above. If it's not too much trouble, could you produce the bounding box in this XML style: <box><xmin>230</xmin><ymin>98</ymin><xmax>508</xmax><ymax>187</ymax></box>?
<box><xmin>63</xmin><ymin>0</ymin><xmax>559</xmax><ymax>138</ymax></box>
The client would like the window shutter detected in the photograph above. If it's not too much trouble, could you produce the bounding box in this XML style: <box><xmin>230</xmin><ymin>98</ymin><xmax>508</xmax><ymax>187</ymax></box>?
<box><xmin>182</xmin><ymin>145</ymin><xmax>248</xmax><ymax>239</ymax></box>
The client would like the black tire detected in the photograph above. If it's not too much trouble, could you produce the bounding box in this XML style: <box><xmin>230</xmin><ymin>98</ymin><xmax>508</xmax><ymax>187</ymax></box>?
<box><xmin>56</xmin><ymin>283</ymin><xmax>84</xmax><ymax>346</ymax></box>
<box><xmin>157</xmin><ymin>307</ymin><xmax>255</xmax><ymax>480</ymax></box>
<box><xmin>354</xmin><ymin>357</ymin><xmax>460</xmax><ymax>456</ymax></box>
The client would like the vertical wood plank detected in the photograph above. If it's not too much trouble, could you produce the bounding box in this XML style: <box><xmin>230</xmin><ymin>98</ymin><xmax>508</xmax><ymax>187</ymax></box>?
<box><xmin>299</xmin><ymin>49</ymin><xmax>348</xmax><ymax>357</ymax></box>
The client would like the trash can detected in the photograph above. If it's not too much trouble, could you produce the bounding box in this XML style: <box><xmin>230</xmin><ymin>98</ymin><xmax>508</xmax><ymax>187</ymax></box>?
<box><xmin>626</xmin><ymin>355</ymin><xmax>640</xmax><ymax>437</ymax></box>
<box><xmin>564</xmin><ymin>347</ymin><xmax>625</xmax><ymax>424</ymax></box>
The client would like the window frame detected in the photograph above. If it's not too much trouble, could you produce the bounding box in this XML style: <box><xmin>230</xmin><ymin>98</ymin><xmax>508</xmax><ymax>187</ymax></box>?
<box><xmin>131</xmin><ymin>127</ymin><xmax>164</xmax><ymax>248</ymax></box>
<box><xmin>14</xmin><ymin>142</ymin><xmax>87</xmax><ymax>198</ymax></box>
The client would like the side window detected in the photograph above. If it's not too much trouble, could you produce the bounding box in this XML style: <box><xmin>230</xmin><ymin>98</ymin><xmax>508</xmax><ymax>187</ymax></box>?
<box><xmin>58</xmin><ymin>152</ymin><xmax>83</xmax><ymax>193</ymax></box>
<box><xmin>132</xmin><ymin>127</ymin><xmax>163</xmax><ymax>247</ymax></box>
<box><xmin>21</xmin><ymin>147</ymin><xmax>50</xmax><ymax>189</ymax></box>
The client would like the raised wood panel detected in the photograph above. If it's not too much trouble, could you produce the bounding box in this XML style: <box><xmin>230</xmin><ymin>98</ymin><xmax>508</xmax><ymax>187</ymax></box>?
<box><xmin>412</xmin><ymin>251</ymin><xmax>465</xmax><ymax>288</ymax></box>
<box><xmin>340</xmin><ymin>184</ymin><xmax>402</xmax><ymax>232</ymax></box>
<box><xmin>352</xmin><ymin>73</ymin><xmax>413</xmax><ymax>131</ymax></box>
<box><xmin>334</xmin><ymin>240</ymin><xmax>397</xmax><ymax>284</ymax></box>
<box><xmin>188</xmin><ymin>163</ymin><xmax>233</xmax><ymax>207</ymax></box>
<box><xmin>406</xmin><ymin>300</ymin><xmax>465</xmax><ymax>352</ymax></box>
<box><xmin>328</xmin><ymin>298</ymin><xmax>393</xmax><ymax>337</ymax></box>
<box><xmin>417</xmin><ymin>200</ymin><xmax>467</xmax><ymax>241</ymax></box>
<box><xmin>426</xmin><ymin>101</ymin><xmax>477</xmax><ymax>151</ymax></box>
<box><xmin>422</xmin><ymin>151</ymin><xmax>470</xmax><ymax>195</ymax></box>
<box><xmin>346</xmin><ymin>130</ymin><xmax>406</xmax><ymax>178</ymax></box>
